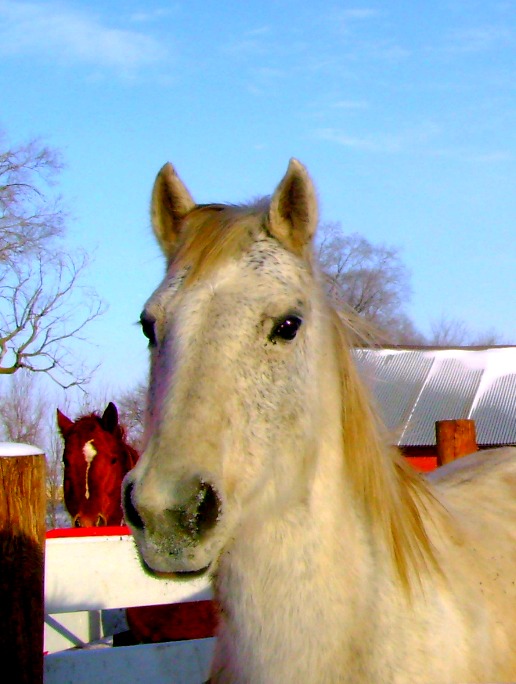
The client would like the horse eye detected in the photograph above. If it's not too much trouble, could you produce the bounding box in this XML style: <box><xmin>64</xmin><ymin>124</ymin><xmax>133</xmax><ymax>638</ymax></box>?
<box><xmin>140</xmin><ymin>311</ymin><xmax>157</xmax><ymax>347</ymax></box>
<box><xmin>270</xmin><ymin>315</ymin><xmax>303</xmax><ymax>342</ymax></box>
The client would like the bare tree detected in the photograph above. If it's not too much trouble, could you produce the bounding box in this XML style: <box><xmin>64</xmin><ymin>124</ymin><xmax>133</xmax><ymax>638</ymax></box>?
<box><xmin>428</xmin><ymin>314</ymin><xmax>503</xmax><ymax>346</ymax></box>
<box><xmin>116</xmin><ymin>380</ymin><xmax>147</xmax><ymax>451</ymax></box>
<box><xmin>46</xmin><ymin>414</ymin><xmax>68</xmax><ymax>528</ymax></box>
<box><xmin>316</xmin><ymin>222</ymin><xmax>424</xmax><ymax>344</ymax></box>
<box><xmin>0</xmin><ymin>138</ymin><xmax>65</xmax><ymax>262</ymax></box>
<box><xmin>0</xmin><ymin>370</ymin><xmax>45</xmax><ymax>444</ymax></box>
<box><xmin>0</xmin><ymin>133</ymin><xmax>104</xmax><ymax>388</ymax></box>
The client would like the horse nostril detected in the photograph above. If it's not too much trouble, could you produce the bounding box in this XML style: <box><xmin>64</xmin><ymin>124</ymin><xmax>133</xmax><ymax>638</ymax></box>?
<box><xmin>177</xmin><ymin>482</ymin><xmax>221</xmax><ymax>540</ymax></box>
<box><xmin>74</xmin><ymin>516</ymin><xmax>82</xmax><ymax>528</ymax></box>
<box><xmin>196</xmin><ymin>483</ymin><xmax>220</xmax><ymax>535</ymax></box>
<box><xmin>96</xmin><ymin>514</ymin><xmax>106</xmax><ymax>527</ymax></box>
<box><xmin>123</xmin><ymin>481</ymin><xmax>144</xmax><ymax>530</ymax></box>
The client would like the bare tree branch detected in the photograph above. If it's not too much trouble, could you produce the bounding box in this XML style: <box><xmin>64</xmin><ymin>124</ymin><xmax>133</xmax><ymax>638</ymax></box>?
<box><xmin>428</xmin><ymin>314</ymin><xmax>503</xmax><ymax>346</ymax></box>
<box><xmin>0</xmin><ymin>250</ymin><xmax>104</xmax><ymax>387</ymax></box>
<box><xmin>316</xmin><ymin>222</ymin><xmax>503</xmax><ymax>346</ymax></box>
<box><xmin>316</xmin><ymin>222</ymin><xmax>424</xmax><ymax>344</ymax></box>
<box><xmin>116</xmin><ymin>380</ymin><xmax>148</xmax><ymax>451</ymax></box>
<box><xmin>0</xmin><ymin>133</ymin><xmax>104</xmax><ymax>388</ymax></box>
<box><xmin>0</xmin><ymin>138</ymin><xmax>66</xmax><ymax>264</ymax></box>
<box><xmin>0</xmin><ymin>370</ymin><xmax>45</xmax><ymax>444</ymax></box>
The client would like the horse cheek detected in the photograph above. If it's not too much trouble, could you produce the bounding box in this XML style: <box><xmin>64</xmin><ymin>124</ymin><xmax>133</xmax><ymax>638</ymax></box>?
<box><xmin>105</xmin><ymin>463</ymin><xmax>126</xmax><ymax>523</ymax></box>
<box><xmin>63</xmin><ymin>474</ymin><xmax>77</xmax><ymax>517</ymax></box>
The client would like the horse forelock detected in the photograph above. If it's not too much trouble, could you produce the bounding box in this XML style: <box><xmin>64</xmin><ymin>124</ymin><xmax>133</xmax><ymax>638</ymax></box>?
<box><xmin>81</xmin><ymin>439</ymin><xmax>97</xmax><ymax>499</ymax></box>
<box><xmin>170</xmin><ymin>202</ymin><xmax>270</xmax><ymax>284</ymax></box>
<box><xmin>82</xmin><ymin>439</ymin><xmax>97</xmax><ymax>463</ymax></box>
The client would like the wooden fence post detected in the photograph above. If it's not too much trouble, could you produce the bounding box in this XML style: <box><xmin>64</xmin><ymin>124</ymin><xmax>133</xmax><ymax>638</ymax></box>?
<box><xmin>0</xmin><ymin>443</ymin><xmax>46</xmax><ymax>684</ymax></box>
<box><xmin>435</xmin><ymin>419</ymin><xmax>477</xmax><ymax>467</ymax></box>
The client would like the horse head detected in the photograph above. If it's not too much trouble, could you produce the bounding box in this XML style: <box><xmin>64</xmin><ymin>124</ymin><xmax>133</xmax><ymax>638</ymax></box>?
<box><xmin>122</xmin><ymin>159</ymin><xmax>325</xmax><ymax>573</ymax></box>
<box><xmin>57</xmin><ymin>402</ymin><xmax>139</xmax><ymax>527</ymax></box>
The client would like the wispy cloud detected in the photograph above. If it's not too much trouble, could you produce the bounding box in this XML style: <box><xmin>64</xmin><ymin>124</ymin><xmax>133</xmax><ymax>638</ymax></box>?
<box><xmin>245</xmin><ymin>65</ymin><xmax>288</xmax><ymax>96</ymax></box>
<box><xmin>331</xmin><ymin>100</ymin><xmax>369</xmax><ymax>111</ymax></box>
<box><xmin>325</xmin><ymin>6</ymin><xmax>410</xmax><ymax>65</ymax></box>
<box><xmin>437</xmin><ymin>24</ymin><xmax>514</xmax><ymax>54</ymax></box>
<box><xmin>316</xmin><ymin>124</ymin><xmax>512</xmax><ymax>163</ymax></box>
<box><xmin>329</xmin><ymin>6</ymin><xmax>381</xmax><ymax>36</ymax></box>
<box><xmin>222</xmin><ymin>26</ymin><xmax>274</xmax><ymax>58</ymax></box>
<box><xmin>0</xmin><ymin>1</ymin><xmax>169</xmax><ymax>77</ymax></box>
<box><xmin>433</xmin><ymin>148</ymin><xmax>513</xmax><ymax>163</ymax></box>
<box><xmin>129</xmin><ymin>7</ymin><xmax>178</xmax><ymax>24</ymax></box>
<box><xmin>317</xmin><ymin>129</ymin><xmax>402</xmax><ymax>153</ymax></box>
<box><xmin>334</xmin><ymin>8</ymin><xmax>380</xmax><ymax>23</ymax></box>
<box><xmin>316</xmin><ymin>121</ymin><xmax>441</xmax><ymax>154</ymax></box>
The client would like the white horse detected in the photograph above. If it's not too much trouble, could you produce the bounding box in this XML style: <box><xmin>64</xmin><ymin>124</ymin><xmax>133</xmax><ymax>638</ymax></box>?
<box><xmin>123</xmin><ymin>160</ymin><xmax>516</xmax><ymax>683</ymax></box>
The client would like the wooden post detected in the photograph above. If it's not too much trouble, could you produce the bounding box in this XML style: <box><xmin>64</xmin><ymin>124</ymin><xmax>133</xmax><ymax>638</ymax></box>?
<box><xmin>435</xmin><ymin>419</ymin><xmax>477</xmax><ymax>467</ymax></box>
<box><xmin>0</xmin><ymin>444</ymin><xmax>46</xmax><ymax>684</ymax></box>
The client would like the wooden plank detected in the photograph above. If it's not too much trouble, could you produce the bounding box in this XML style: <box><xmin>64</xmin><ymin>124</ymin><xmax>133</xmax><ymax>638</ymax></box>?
<box><xmin>45</xmin><ymin>534</ymin><xmax>212</xmax><ymax>613</ymax></box>
<box><xmin>44</xmin><ymin>638</ymin><xmax>215</xmax><ymax>684</ymax></box>
<box><xmin>44</xmin><ymin>608</ymin><xmax>128</xmax><ymax>654</ymax></box>
<box><xmin>405</xmin><ymin>456</ymin><xmax>437</xmax><ymax>472</ymax></box>
<box><xmin>0</xmin><ymin>444</ymin><xmax>46</xmax><ymax>684</ymax></box>
<box><xmin>436</xmin><ymin>419</ymin><xmax>477</xmax><ymax>466</ymax></box>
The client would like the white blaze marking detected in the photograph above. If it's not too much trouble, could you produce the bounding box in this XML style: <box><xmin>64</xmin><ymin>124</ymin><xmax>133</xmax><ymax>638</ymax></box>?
<box><xmin>82</xmin><ymin>440</ymin><xmax>97</xmax><ymax>500</ymax></box>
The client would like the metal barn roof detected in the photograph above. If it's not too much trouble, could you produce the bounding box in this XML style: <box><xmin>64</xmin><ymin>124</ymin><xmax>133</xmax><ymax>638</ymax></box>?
<box><xmin>354</xmin><ymin>346</ymin><xmax>516</xmax><ymax>447</ymax></box>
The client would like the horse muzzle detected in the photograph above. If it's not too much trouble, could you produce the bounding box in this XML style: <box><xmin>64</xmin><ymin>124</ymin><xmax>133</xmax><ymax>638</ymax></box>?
<box><xmin>122</xmin><ymin>475</ymin><xmax>223</xmax><ymax>573</ymax></box>
<box><xmin>73</xmin><ymin>512</ymin><xmax>107</xmax><ymax>527</ymax></box>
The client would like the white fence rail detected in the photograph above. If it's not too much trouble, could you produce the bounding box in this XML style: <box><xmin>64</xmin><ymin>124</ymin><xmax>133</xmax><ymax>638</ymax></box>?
<box><xmin>44</xmin><ymin>530</ymin><xmax>215</xmax><ymax>684</ymax></box>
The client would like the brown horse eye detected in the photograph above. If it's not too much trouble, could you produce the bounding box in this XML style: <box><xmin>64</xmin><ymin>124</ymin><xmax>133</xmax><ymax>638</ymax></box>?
<box><xmin>140</xmin><ymin>311</ymin><xmax>157</xmax><ymax>347</ymax></box>
<box><xmin>270</xmin><ymin>315</ymin><xmax>303</xmax><ymax>343</ymax></box>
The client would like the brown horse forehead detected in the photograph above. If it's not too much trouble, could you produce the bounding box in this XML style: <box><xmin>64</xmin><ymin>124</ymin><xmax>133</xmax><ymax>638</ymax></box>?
<box><xmin>64</xmin><ymin>419</ymin><xmax>113</xmax><ymax>452</ymax></box>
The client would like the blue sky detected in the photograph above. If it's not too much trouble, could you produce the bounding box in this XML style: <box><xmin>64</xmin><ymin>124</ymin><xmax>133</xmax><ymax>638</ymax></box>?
<box><xmin>1</xmin><ymin>0</ymin><xmax>515</xmax><ymax>399</ymax></box>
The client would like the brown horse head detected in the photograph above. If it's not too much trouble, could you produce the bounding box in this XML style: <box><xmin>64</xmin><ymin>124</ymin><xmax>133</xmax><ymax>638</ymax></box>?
<box><xmin>57</xmin><ymin>402</ymin><xmax>139</xmax><ymax>528</ymax></box>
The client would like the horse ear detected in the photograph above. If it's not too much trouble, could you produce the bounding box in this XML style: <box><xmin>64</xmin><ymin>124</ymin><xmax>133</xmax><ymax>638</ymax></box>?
<box><xmin>151</xmin><ymin>162</ymin><xmax>196</xmax><ymax>260</ymax></box>
<box><xmin>56</xmin><ymin>409</ymin><xmax>73</xmax><ymax>436</ymax></box>
<box><xmin>268</xmin><ymin>159</ymin><xmax>318</xmax><ymax>255</ymax></box>
<box><xmin>102</xmin><ymin>402</ymin><xmax>119</xmax><ymax>433</ymax></box>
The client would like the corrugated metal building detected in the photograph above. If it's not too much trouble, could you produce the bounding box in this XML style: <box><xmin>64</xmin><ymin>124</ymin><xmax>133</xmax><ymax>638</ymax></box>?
<box><xmin>354</xmin><ymin>346</ymin><xmax>516</xmax><ymax>466</ymax></box>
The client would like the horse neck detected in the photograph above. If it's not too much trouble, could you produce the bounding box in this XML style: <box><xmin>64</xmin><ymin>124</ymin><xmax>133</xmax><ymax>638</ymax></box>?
<box><xmin>212</xmin><ymin>321</ymin><xmax>441</xmax><ymax>682</ymax></box>
<box><xmin>213</xmin><ymin>370</ymin><xmax>379</xmax><ymax>683</ymax></box>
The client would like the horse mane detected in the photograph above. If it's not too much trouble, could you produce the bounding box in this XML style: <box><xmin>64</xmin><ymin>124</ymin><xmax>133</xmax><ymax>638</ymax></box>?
<box><xmin>170</xmin><ymin>201</ymin><xmax>440</xmax><ymax>588</ymax></box>
<box><xmin>328</xmin><ymin>308</ymin><xmax>441</xmax><ymax>589</ymax></box>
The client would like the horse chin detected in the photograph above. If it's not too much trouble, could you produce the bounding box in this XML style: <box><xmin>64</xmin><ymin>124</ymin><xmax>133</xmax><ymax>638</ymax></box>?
<box><xmin>133</xmin><ymin>528</ymin><xmax>219</xmax><ymax>577</ymax></box>
<box><xmin>151</xmin><ymin>565</ymin><xmax>212</xmax><ymax>580</ymax></box>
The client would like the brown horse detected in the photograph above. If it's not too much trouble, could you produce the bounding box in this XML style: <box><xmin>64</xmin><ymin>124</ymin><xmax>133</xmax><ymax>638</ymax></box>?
<box><xmin>57</xmin><ymin>401</ymin><xmax>217</xmax><ymax>643</ymax></box>
<box><xmin>57</xmin><ymin>402</ymin><xmax>139</xmax><ymax>527</ymax></box>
